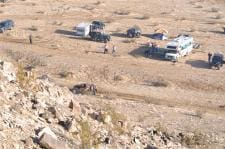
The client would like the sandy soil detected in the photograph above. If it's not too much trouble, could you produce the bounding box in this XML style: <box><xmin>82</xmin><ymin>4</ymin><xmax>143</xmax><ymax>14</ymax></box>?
<box><xmin>0</xmin><ymin>0</ymin><xmax>225</xmax><ymax>148</ymax></box>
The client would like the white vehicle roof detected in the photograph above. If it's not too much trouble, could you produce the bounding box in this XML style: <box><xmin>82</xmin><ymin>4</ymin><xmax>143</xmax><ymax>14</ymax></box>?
<box><xmin>166</xmin><ymin>35</ymin><xmax>193</xmax><ymax>48</ymax></box>
<box><xmin>76</xmin><ymin>22</ymin><xmax>91</xmax><ymax>28</ymax></box>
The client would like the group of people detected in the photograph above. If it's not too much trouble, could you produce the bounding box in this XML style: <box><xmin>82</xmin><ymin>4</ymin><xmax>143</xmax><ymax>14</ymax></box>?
<box><xmin>104</xmin><ymin>43</ymin><xmax>116</xmax><ymax>55</ymax></box>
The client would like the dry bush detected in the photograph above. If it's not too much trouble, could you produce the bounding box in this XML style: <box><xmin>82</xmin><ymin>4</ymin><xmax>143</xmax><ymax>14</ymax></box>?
<box><xmin>82</xmin><ymin>5</ymin><xmax>94</xmax><ymax>10</ymax></box>
<box><xmin>210</xmin><ymin>7</ymin><xmax>219</xmax><ymax>12</ymax></box>
<box><xmin>113</xmin><ymin>74</ymin><xmax>123</xmax><ymax>81</ymax></box>
<box><xmin>29</xmin><ymin>26</ymin><xmax>38</xmax><ymax>31</ymax></box>
<box><xmin>58</xmin><ymin>71</ymin><xmax>74</xmax><ymax>79</ymax></box>
<box><xmin>195</xmin><ymin>109</ymin><xmax>205</xmax><ymax>119</ymax></box>
<box><xmin>145</xmin><ymin>78</ymin><xmax>170</xmax><ymax>87</ymax></box>
<box><xmin>154</xmin><ymin>122</ymin><xmax>170</xmax><ymax>138</ymax></box>
<box><xmin>114</xmin><ymin>10</ymin><xmax>130</xmax><ymax>15</ymax></box>
<box><xmin>6</xmin><ymin>50</ymin><xmax>25</xmax><ymax>62</ymax></box>
<box><xmin>99</xmin><ymin>65</ymin><xmax>110</xmax><ymax>80</ymax></box>
<box><xmin>103</xmin><ymin>104</ymin><xmax>127</xmax><ymax>135</ymax></box>
<box><xmin>181</xmin><ymin>131</ymin><xmax>207</xmax><ymax>146</ymax></box>
<box><xmin>214</xmin><ymin>14</ymin><xmax>223</xmax><ymax>19</ymax></box>
<box><xmin>94</xmin><ymin>1</ymin><xmax>102</xmax><ymax>5</ymax></box>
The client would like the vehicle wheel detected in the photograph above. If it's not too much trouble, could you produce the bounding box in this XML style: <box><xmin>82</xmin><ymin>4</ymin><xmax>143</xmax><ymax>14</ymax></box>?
<box><xmin>128</xmin><ymin>33</ymin><xmax>132</xmax><ymax>38</ymax></box>
<box><xmin>136</xmin><ymin>32</ymin><xmax>141</xmax><ymax>38</ymax></box>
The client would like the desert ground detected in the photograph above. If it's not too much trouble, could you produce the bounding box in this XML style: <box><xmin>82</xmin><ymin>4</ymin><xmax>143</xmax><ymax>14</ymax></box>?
<box><xmin>0</xmin><ymin>0</ymin><xmax>225</xmax><ymax>148</ymax></box>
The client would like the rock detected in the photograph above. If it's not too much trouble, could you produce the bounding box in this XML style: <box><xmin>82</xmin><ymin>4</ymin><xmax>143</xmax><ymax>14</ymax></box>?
<box><xmin>103</xmin><ymin>114</ymin><xmax>112</xmax><ymax>124</ymax></box>
<box><xmin>24</xmin><ymin>137</ymin><xmax>34</xmax><ymax>148</ymax></box>
<box><xmin>39</xmin><ymin>133</ymin><xmax>69</xmax><ymax>149</ymax></box>
<box><xmin>38</xmin><ymin>127</ymin><xmax>57</xmax><ymax>140</ymax></box>
<box><xmin>38</xmin><ymin>127</ymin><xmax>69</xmax><ymax>149</ymax></box>
<box><xmin>69</xmin><ymin>100</ymin><xmax>81</xmax><ymax>118</ymax></box>
<box><xmin>0</xmin><ymin>61</ymin><xmax>16</xmax><ymax>82</ymax></box>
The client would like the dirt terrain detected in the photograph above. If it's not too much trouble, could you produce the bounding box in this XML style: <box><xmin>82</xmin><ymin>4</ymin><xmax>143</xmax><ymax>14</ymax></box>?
<box><xmin>0</xmin><ymin>0</ymin><xmax>225</xmax><ymax>148</ymax></box>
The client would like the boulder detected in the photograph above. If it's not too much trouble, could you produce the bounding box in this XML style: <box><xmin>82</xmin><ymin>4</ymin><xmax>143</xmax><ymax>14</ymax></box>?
<box><xmin>0</xmin><ymin>61</ymin><xmax>16</xmax><ymax>82</ymax></box>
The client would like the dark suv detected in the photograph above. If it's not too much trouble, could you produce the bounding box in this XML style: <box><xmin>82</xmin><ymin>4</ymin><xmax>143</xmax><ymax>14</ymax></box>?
<box><xmin>89</xmin><ymin>32</ymin><xmax>110</xmax><ymax>43</ymax></box>
<box><xmin>0</xmin><ymin>20</ymin><xmax>14</xmax><ymax>33</ymax></box>
<box><xmin>210</xmin><ymin>53</ymin><xmax>224</xmax><ymax>70</ymax></box>
<box><xmin>127</xmin><ymin>26</ymin><xmax>141</xmax><ymax>38</ymax></box>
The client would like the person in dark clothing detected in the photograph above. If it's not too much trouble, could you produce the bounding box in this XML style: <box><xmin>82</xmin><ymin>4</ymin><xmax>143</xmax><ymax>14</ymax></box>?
<box><xmin>208</xmin><ymin>52</ymin><xmax>212</xmax><ymax>63</ymax></box>
<box><xmin>29</xmin><ymin>34</ymin><xmax>33</xmax><ymax>44</ymax></box>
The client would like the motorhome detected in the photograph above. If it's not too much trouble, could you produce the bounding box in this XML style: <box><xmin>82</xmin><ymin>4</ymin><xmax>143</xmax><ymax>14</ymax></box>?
<box><xmin>165</xmin><ymin>35</ymin><xmax>193</xmax><ymax>61</ymax></box>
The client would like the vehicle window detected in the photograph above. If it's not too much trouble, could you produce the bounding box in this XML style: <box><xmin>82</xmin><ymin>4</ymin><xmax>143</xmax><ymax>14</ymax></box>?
<box><xmin>167</xmin><ymin>46</ymin><xmax>177</xmax><ymax>49</ymax></box>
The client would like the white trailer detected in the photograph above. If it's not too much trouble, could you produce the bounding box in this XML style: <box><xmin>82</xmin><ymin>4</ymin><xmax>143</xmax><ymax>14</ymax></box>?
<box><xmin>165</xmin><ymin>35</ymin><xmax>193</xmax><ymax>61</ymax></box>
<box><xmin>75</xmin><ymin>23</ymin><xmax>91</xmax><ymax>37</ymax></box>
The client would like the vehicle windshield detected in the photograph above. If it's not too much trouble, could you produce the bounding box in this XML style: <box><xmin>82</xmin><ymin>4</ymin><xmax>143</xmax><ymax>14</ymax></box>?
<box><xmin>167</xmin><ymin>50</ymin><xmax>178</xmax><ymax>54</ymax></box>
<box><xmin>167</xmin><ymin>46</ymin><xmax>177</xmax><ymax>50</ymax></box>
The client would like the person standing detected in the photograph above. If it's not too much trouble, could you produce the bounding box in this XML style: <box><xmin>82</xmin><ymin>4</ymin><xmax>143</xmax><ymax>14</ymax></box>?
<box><xmin>208</xmin><ymin>52</ymin><xmax>212</xmax><ymax>63</ymax></box>
<box><xmin>29</xmin><ymin>34</ymin><xmax>33</xmax><ymax>44</ymax></box>
<box><xmin>112</xmin><ymin>44</ymin><xmax>116</xmax><ymax>55</ymax></box>
<box><xmin>104</xmin><ymin>43</ymin><xmax>108</xmax><ymax>54</ymax></box>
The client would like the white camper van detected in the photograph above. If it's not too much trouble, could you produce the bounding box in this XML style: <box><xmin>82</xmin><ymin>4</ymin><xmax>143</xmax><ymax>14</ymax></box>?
<box><xmin>75</xmin><ymin>23</ymin><xmax>91</xmax><ymax>37</ymax></box>
<box><xmin>165</xmin><ymin>35</ymin><xmax>193</xmax><ymax>61</ymax></box>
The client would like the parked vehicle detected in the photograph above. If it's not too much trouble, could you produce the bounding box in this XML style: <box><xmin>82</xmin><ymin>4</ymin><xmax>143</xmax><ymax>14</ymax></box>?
<box><xmin>0</xmin><ymin>19</ymin><xmax>14</xmax><ymax>33</ymax></box>
<box><xmin>145</xmin><ymin>47</ymin><xmax>168</xmax><ymax>59</ymax></box>
<box><xmin>127</xmin><ymin>26</ymin><xmax>141</xmax><ymax>38</ymax></box>
<box><xmin>89</xmin><ymin>32</ymin><xmax>110</xmax><ymax>43</ymax></box>
<box><xmin>210</xmin><ymin>53</ymin><xmax>224</xmax><ymax>70</ymax></box>
<box><xmin>165</xmin><ymin>34</ymin><xmax>193</xmax><ymax>61</ymax></box>
<box><xmin>150</xmin><ymin>33</ymin><xmax>167</xmax><ymax>40</ymax></box>
<box><xmin>75</xmin><ymin>21</ymin><xmax>110</xmax><ymax>43</ymax></box>
<box><xmin>70</xmin><ymin>83</ymin><xmax>97</xmax><ymax>95</ymax></box>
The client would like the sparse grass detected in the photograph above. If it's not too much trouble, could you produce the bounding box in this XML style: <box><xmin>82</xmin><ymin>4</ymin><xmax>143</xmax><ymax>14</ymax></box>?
<box><xmin>79</xmin><ymin>121</ymin><xmax>92</xmax><ymax>149</ymax></box>
<box><xmin>6</xmin><ymin>50</ymin><xmax>46</xmax><ymax>68</ymax></box>
<box><xmin>16</xmin><ymin>63</ymin><xmax>35</xmax><ymax>90</ymax></box>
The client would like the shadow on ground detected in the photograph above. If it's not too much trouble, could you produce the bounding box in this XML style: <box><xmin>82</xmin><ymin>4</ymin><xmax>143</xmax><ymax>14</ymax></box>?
<box><xmin>55</xmin><ymin>29</ymin><xmax>75</xmax><ymax>36</ymax></box>
<box><xmin>185</xmin><ymin>60</ymin><xmax>209</xmax><ymax>69</ymax></box>
<box><xmin>111</xmin><ymin>33</ymin><xmax>126</xmax><ymax>38</ymax></box>
<box><xmin>129</xmin><ymin>46</ymin><xmax>149</xmax><ymax>58</ymax></box>
<box><xmin>210</xmin><ymin>30</ymin><xmax>225</xmax><ymax>35</ymax></box>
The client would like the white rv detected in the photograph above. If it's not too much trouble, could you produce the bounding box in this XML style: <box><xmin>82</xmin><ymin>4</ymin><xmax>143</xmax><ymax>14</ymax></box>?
<box><xmin>75</xmin><ymin>23</ymin><xmax>91</xmax><ymax>37</ymax></box>
<box><xmin>165</xmin><ymin>35</ymin><xmax>193</xmax><ymax>61</ymax></box>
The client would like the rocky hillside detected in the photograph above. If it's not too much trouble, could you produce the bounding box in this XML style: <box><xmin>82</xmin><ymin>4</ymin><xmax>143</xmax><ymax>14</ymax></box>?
<box><xmin>0</xmin><ymin>60</ymin><xmax>205</xmax><ymax>149</ymax></box>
